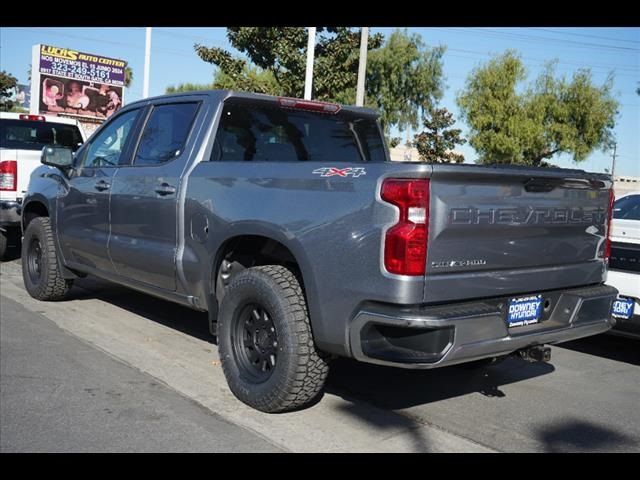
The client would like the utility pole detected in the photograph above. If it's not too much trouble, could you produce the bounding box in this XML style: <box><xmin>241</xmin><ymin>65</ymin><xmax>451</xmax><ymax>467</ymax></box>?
<box><xmin>143</xmin><ymin>27</ymin><xmax>152</xmax><ymax>99</ymax></box>
<box><xmin>355</xmin><ymin>27</ymin><xmax>369</xmax><ymax>107</ymax></box>
<box><xmin>611</xmin><ymin>142</ymin><xmax>618</xmax><ymax>178</ymax></box>
<box><xmin>304</xmin><ymin>27</ymin><xmax>316</xmax><ymax>100</ymax></box>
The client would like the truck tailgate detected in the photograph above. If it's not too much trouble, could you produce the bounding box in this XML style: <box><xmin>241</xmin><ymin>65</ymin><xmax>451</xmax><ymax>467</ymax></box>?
<box><xmin>0</xmin><ymin>148</ymin><xmax>40</xmax><ymax>200</ymax></box>
<box><xmin>424</xmin><ymin>164</ymin><xmax>612</xmax><ymax>303</ymax></box>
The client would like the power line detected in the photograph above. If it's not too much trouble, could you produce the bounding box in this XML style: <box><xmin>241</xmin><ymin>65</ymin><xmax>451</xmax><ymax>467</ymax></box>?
<box><xmin>7</xmin><ymin>27</ymin><xmax>637</xmax><ymax>74</ymax></box>
<box><xmin>475</xmin><ymin>27</ymin><xmax>640</xmax><ymax>52</ymax></box>
<box><xmin>444</xmin><ymin>49</ymin><xmax>640</xmax><ymax>77</ymax></box>
<box><xmin>3</xmin><ymin>27</ymin><xmax>202</xmax><ymax>60</ymax></box>
<box><xmin>532</xmin><ymin>28</ymin><xmax>640</xmax><ymax>45</ymax></box>
<box><xmin>154</xmin><ymin>28</ymin><xmax>225</xmax><ymax>45</ymax></box>
<box><xmin>440</xmin><ymin>27</ymin><xmax>640</xmax><ymax>54</ymax></box>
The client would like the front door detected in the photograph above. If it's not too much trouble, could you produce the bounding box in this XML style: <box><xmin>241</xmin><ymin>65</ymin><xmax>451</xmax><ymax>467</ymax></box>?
<box><xmin>108</xmin><ymin>101</ymin><xmax>201</xmax><ymax>291</ymax></box>
<box><xmin>58</xmin><ymin>108</ymin><xmax>141</xmax><ymax>273</ymax></box>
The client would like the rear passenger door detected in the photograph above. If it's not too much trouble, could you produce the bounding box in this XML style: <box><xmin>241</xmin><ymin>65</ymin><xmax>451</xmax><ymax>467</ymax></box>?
<box><xmin>108</xmin><ymin>100</ymin><xmax>201</xmax><ymax>291</ymax></box>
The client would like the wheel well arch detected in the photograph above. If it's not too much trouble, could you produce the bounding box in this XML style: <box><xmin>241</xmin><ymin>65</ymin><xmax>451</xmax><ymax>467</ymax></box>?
<box><xmin>212</xmin><ymin>235</ymin><xmax>304</xmax><ymax>303</ymax></box>
<box><xmin>22</xmin><ymin>201</ymin><xmax>49</xmax><ymax>231</ymax></box>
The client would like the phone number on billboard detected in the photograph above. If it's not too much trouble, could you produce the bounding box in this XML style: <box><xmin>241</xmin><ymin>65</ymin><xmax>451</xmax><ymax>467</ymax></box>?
<box><xmin>48</xmin><ymin>62</ymin><xmax>114</xmax><ymax>81</ymax></box>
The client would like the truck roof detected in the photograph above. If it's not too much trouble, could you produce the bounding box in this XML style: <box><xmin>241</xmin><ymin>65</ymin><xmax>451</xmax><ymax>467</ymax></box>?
<box><xmin>0</xmin><ymin>112</ymin><xmax>83</xmax><ymax>126</ymax></box>
<box><xmin>123</xmin><ymin>89</ymin><xmax>380</xmax><ymax>118</ymax></box>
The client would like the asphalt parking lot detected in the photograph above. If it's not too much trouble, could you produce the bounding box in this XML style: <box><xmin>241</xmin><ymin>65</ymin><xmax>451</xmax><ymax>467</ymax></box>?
<box><xmin>1</xmin><ymin>256</ymin><xmax>639</xmax><ymax>452</ymax></box>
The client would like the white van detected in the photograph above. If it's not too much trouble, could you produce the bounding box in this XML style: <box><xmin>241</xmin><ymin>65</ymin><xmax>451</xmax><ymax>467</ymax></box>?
<box><xmin>0</xmin><ymin>113</ymin><xmax>87</xmax><ymax>258</ymax></box>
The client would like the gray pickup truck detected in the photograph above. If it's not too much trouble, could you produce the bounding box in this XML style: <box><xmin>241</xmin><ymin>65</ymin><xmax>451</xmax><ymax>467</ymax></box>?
<box><xmin>21</xmin><ymin>90</ymin><xmax>618</xmax><ymax>412</ymax></box>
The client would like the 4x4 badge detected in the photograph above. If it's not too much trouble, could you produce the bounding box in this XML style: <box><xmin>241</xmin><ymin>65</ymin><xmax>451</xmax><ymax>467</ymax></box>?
<box><xmin>312</xmin><ymin>167</ymin><xmax>366</xmax><ymax>178</ymax></box>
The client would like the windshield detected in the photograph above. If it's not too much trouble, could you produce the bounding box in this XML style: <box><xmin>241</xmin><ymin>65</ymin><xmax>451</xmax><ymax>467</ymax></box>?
<box><xmin>613</xmin><ymin>194</ymin><xmax>640</xmax><ymax>221</ymax></box>
<box><xmin>0</xmin><ymin>119</ymin><xmax>83</xmax><ymax>151</ymax></box>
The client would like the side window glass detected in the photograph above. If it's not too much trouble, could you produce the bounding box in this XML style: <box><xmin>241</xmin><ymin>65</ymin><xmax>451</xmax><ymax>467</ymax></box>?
<box><xmin>134</xmin><ymin>103</ymin><xmax>199</xmax><ymax>166</ymax></box>
<box><xmin>614</xmin><ymin>195</ymin><xmax>640</xmax><ymax>221</ymax></box>
<box><xmin>84</xmin><ymin>109</ymin><xmax>139</xmax><ymax>167</ymax></box>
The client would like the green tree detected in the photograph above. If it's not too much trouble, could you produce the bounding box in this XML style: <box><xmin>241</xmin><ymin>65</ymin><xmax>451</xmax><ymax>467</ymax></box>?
<box><xmin>367</xmin><ymin>30</ymin><xmax>445</xmax><ymax>143</ymax></box>
<box><xmin>412</xmin><ymin>107</ymin><xmax>466</xmax><ymax>163</ymax></box>
<box><xmin>194</xmin><ymin>28</ymin><xmax>445</xmax><ymax>143</ymax></box>
<box><xmin>195</xmin><ymin>28</ymin><xmax>384</xmax><ymax>100</ymax></box>
<box><xmin>457</xmin><ymin>51</ymin><xmax>618</xmax><ymax>166</ymax></box>
<box><xmin>0</xmin><ymin>71</ymin><xmax>18</xmax><ymax>111</ymax></box>
<box><xmin>166</xmin><ymin>82</ymin><xmax>214</xmax><ymax>94</ymax></box>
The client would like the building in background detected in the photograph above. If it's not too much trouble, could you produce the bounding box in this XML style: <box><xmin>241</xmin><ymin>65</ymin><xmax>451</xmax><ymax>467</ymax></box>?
<box><xmin>614</xmin><ymin>176</ymin><xmax>640</xmax><ymax>198</ymax></box>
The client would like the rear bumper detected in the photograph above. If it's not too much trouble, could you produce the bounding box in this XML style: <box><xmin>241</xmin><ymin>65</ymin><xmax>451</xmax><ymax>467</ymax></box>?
<box><xmin>349</xmin><ymin>284</ymin><xmax>618</xmax><ymax>369</ymax></box>
<box><xmin>0</xmin><ymin>200</ymin><xmax>22</xmax><ymax>230</ymax></box>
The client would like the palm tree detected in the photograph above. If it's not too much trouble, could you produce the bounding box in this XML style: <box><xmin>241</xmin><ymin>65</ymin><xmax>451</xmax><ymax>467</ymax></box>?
<box><xmin>125</xmin><ymin>66</ymin><xmax>133</xmax><ymax>88</ymax></box>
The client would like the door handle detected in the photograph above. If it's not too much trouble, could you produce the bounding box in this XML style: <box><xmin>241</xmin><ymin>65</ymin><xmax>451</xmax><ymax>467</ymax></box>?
<box><xmin>94</xmin><ymin>180</ymin><xmax>110</xmax><ymax>191</ymax></box>
<box><xmin>155</xmin><ymin>183</ymin><xmax>176</xmax><ymax>196</ymax></box>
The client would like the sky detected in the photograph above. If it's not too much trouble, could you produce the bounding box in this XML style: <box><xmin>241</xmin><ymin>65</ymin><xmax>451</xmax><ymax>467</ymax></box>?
<box><xmin>1</xmin><ymin>26</ymin><xmax>638</xmax><ymax>177</ymax></box>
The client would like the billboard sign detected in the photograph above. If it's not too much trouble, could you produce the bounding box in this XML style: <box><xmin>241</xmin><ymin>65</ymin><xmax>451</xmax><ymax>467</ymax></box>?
<box><xmin>31</xmin><ymin>44</ymin><xmax>126</xmax><ymax>121</ymax></box>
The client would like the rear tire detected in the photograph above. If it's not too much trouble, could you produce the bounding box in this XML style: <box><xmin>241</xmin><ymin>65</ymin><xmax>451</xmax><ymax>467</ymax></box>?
<box><xmin>218</xmin><ymin>265</ymin><xmax>329</xmax><ymax>413</ymax></box>
<box><xmin>22</xmin><ymin>217</ymin><xmax>72</xmax><ymax>301</ymax></box>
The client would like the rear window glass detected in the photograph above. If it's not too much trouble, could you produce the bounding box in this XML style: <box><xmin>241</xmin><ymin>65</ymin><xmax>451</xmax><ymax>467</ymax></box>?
<box><xmin>0</xmin><ymin>119</ymin><xmax>83</xmax><ymax>151</ymax></box>
<box><xmin>614</xmin><ymin>194</ymin><xmax>640</xmax><ymax>221</ymax></box>
<box><xmin>211</xmin><ymin>101</ymin><xmax>386</xmax><ymax>163</ymax></box>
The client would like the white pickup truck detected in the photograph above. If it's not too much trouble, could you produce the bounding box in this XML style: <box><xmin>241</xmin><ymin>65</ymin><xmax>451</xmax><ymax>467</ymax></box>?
<box><xmin>0</xmin><ymin>112</ymin><xmax>86</xmax><ymax>258</ymax></box>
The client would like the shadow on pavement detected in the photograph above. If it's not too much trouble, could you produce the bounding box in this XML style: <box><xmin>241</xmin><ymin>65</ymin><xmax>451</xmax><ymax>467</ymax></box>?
<box><xmin>555</xmin><ymin>334</ymin><xmax>640</xmax><ymax>366</ymax></box>
<box><xmin>325</xmin><ymin>355</ymin><xmax>554</xmax><ymax>411</ymax></box>
<box><xmin>64</xmin><ymin>275</ymin><xmax>458</xmax><ymax>451</ymax></box>
<box><xmin>332</xmin><ymin>402</ymin><xmax>433</xmax><ymax>452</ymax></box>
<box><xmin>66</xmin><ymin>274</ymin><xmax>555</xmax><ymax>413</ymax></box>
<box><xmin>67</xmin><ymin>276</ymin><xmax>213</xmax><ymax>344</ymax></box>
<box><xmin>1</xmin><ymin>237</ymin><xmax>21</xmax><ymax>262</ymax></box>
<box><xmin>535</xmin><ymin>419</ymin><xmax>639</xmax><ymax>452</ymax></box>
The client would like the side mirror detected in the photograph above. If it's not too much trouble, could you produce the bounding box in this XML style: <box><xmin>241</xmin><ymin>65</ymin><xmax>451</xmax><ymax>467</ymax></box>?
<box><xmin>41</xmin><ymin>146</ymin><xmax>74</xmax><ymax>168</ymax></box>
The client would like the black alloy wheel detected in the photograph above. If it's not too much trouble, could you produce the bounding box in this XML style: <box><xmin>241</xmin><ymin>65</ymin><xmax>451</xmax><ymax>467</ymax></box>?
<box><xmin>26</xmin><ymin>238</ymin><xmax>43</xmax><ymax>284</ymax></box>
<box><xmin>232</xmin><ymin>303</ymin><xmax>279</xmax><ymax>382</ymax></box>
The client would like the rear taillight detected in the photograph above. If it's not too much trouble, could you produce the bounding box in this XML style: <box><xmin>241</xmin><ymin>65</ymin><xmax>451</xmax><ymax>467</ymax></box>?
<box><xmin>381</xmin><ymin>178</ymin><xmax>430</xmax><ymax>276</ymax></box>
<box><xmin>277</xmin><ymin>97</ymin><xmax>341</xmax><ymax>114</ymax></box>
<box><xmin>604</xmin><ymin>188</ymin><xmax>615</xmax><ymax>263</ymax></box>
<box><xmin>0</xmin><ymin>161</ymin><xmax>17</xmax><ymax>192</ymax></box>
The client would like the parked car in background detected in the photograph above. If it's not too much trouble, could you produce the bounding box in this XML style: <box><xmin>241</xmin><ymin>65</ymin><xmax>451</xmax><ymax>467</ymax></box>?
<box><xmin>0</xmin><ymin>113</ymin><xmax>86</xmax><ymax>259</ymax></box>
<box><xmin>607</xmin><ymin>191</ymin><xmax>640</xmax><ymax>339</ymax></box>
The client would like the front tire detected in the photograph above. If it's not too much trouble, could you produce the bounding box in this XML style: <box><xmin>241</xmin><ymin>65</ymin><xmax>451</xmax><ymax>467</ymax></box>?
<box><xmin>22</xmin><ymin>217</ymin><xmax>72</xmax><ymax>301</ymax></box>
<box><xmin>218</xmin><ymin>265</ymin><xmax>329</xmax><ymax>413</ymax></box>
